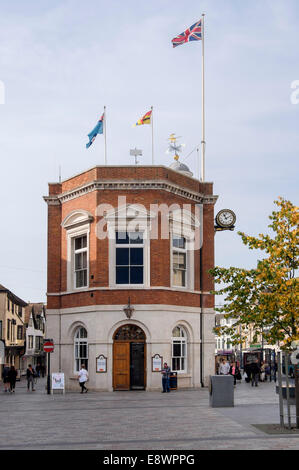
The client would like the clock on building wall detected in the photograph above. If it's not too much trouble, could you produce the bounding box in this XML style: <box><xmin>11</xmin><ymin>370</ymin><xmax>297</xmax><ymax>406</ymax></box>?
<box><xmin>215</xmin><ymin>209</ymin><xmax>236</xmax><ymax>231</ymax></box>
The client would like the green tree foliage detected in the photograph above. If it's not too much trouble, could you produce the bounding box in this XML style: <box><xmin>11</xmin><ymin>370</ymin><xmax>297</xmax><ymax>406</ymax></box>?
<box><xmin>211</xmin><ymin>198</ymin><xmax>299</xmax><ymax>349</ymax></box>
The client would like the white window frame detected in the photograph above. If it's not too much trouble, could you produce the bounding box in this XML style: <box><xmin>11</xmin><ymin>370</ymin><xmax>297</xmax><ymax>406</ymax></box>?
<box><xmin>28</xmin><ymin>335</ymin><xmax>34</xmax><ymax>349</ymax></box>
<box><xmin>35</xmin><ymin>335</ymin><xmax>43</xmax><ymax>350</ymax></box>
<box><xmin>171</xmin><ymin>234</ymin><xmax>188</xmax><ymax>288</ymax></box>
<box><xmin>106</xmin><ymin>205</ymin><xmax>153</xmax><ymax>288</ymax></box>
<box><xmin>115</xmin><ymin>231</ymin><xmax>145</xmax><ymax>286</ymax></box>
<box><xmin>73</xmin><ymin>234</ymin><xmax>88</xmax><ymax>289</ymax></box>
<box><xmin>169</xmin><ymin>209</ymin><xmax>195</xmax><ymax>291</ymax></box>
<box><xmin>170</xmin><ymin>232</ymin><xmax>194</xmax><ymax>291</ymax></box>
<box><xmin>171</xmin><ymin>326</ymin><xmax>187</xmax><ymax>374</ymax></box>
<box><xmin>74</xmin><ymin>327</ymin><xmax>88</xmax><ymax>373</ymax></box>
<box><xmin>62</xmin><ymin>210</ymin><xmax>93</xmax><ymax>292</ymax></box>
<box><xmin>66</xmin><ymin>224</ymin><xmax>90</xmax><ymax>291</ymax></box>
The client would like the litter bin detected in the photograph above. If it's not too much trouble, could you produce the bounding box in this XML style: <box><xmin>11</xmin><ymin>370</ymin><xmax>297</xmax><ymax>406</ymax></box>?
<box><xmin>209</xmin><ymin>375</ymin><xmax>234</xmax><ymax>407</ymax></box>
<box><xmin>169</xmin><ymin>372</ymin><xmax>177</xmax><ymax>390</ymax></box>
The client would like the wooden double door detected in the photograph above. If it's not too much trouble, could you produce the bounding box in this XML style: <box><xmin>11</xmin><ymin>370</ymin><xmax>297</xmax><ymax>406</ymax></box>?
<box><xmin>113</xmin><ymin>341</ymin><xmax>146</xmax><ymax>391</ymax></box>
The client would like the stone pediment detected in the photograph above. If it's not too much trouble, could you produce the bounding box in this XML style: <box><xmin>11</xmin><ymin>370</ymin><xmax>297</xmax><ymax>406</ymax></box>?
<box><xmin>61</xmin><ymin>210</ymin><xmax>94</xmax><ymax>229</ymax></box>
<box><xmin>104</xmin><ymin>204</ymin><xmax>156</xmax><ymax>222</ymax></box>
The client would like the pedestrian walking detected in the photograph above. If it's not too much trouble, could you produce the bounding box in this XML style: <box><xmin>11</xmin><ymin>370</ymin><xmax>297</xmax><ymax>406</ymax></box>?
<box><xmin>260</xmin><ymin>361</ymin><xmax>266</xmax><ymax>382</ymax></box>
<box><xmin>26</xmin><ymin>364</ymin><xmax>36</xmax><ymax>391</ymax></box>
<box><xmin>1</xmin><ymin>364</ymin><xmax>10</xmax><ymax>393</ymax></box>
<box><xmin>273</xmin><ymin>361</ymin><xmax>278</xmax><ymax>382</ymax></box>
<box><xmin>229</xmin><ymin>361</ymin><xmax>241</xmax><ymax>386</ymax></box>
<box><xmin>78</xmin><ymin>364</ymin><xmax>89</xmax><ymax>393</ymax></box>
<box><xmin>216</xmin><ymin>358</ymin><xmax>223</xmax><ymax>375</ymax></box>
<box><xmin>8</xmin><ymin>365</ymin><xmax>17</xmax><ymax>393</ymax></box>
<box><xmin>244</xmin><ymin>362</ymin><xmax>252</xmax><ymax>383</ymax></box>
<box><xmin>161</xmin><ymin>362</ymin><xmax>171</xmax><ymax>393</ymax></box>
<box><xmin>250</xmin><ymin>360</ymin><xmax>260</xmax><ymax>387</ymax></box>
<box><xmin>265</xmin><ymin>363</ymin><xmax>271</xmax><ymax>381</ymax></box>
<box><xmin>219</xmin><ymin>358</ymin><xmax>230</xmax><ymax>375</ymax></box>
<box><xmin>269</xmin><ymin>364</ymin><xmax>273</xmax><ymax>382</ymax></box>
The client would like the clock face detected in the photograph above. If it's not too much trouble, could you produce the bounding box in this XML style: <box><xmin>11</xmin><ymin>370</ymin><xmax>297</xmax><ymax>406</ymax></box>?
<box><xmin>216</xmin><ymin>209</ymin><xmax>236</xmax><ymax>228</ymax></box>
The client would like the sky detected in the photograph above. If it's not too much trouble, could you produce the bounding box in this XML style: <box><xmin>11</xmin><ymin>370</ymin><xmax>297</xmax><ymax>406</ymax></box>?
<box><xmin>0</xmin><ymin>0</ymin><xmax>298</xmax><ymax>303</ymax></box>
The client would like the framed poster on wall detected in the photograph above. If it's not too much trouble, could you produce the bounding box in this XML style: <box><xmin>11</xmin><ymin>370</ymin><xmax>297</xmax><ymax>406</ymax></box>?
<box><xmin>96</xmin><ymin>354</ymin><xmax>107</xmax><ymax>373</ymax></box>
<box><xmin>152</xmin><ymin>354</ymin><xmax>163</xmax><ymax>372</ymax></box>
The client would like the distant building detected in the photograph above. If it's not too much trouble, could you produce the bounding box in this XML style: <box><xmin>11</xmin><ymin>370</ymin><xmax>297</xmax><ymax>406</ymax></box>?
<box><xmin>0</xmin><ymin>284</ymin><xmax>27</xmax><ymax>377</ymax></box>
<box><xmin>215</xmin><ymin>312</ymin><xmax>280</xmax><ymax>368</ymax></box>
<box><xmin>215</xmin><ymin>313</ymin><xmax>235</xmax><ymax>353</ymax></box>
<box><xmin>44</xmin><ymin>164</ymin><xmax>218</xmax><ymax>391</ymax></box>
<box><xmin>23</xmin><ymin>303</ymin><xmax>46</xmax><ymax>372</ymax></box>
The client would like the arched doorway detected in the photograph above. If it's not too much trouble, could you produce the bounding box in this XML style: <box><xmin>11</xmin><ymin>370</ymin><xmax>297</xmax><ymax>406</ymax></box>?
<box><xmin>113</xmin><ymin>324</ymin><xmax>146</xmax><ymax>391</ymax></box>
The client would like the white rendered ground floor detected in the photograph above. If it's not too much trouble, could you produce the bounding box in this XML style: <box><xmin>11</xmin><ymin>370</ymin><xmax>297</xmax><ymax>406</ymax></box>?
<box><xmin>46</xmin><ymin>304</ymin><xmax>215</xmax><ymax>391</ymax></box>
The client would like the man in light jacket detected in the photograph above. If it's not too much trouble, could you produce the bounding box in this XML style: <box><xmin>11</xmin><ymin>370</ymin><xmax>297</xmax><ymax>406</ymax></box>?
<box><xmin>219</xmin><ymin>358</ymin><xmax>230</xmax><ymax>375</ymax></box>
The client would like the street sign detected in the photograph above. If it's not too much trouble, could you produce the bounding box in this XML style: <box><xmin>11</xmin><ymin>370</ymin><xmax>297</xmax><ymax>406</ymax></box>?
<box><xmin>44</xmin><ymin>340</ymin><xmax>54</xmax><ymax>353</ymax></box>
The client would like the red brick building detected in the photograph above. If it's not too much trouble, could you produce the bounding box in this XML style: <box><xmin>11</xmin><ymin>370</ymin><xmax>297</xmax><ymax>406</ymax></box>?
<box><xmin>44</xmin><ymin>164</ymin><xmax>217</xmax><ymax>390</ymax></box>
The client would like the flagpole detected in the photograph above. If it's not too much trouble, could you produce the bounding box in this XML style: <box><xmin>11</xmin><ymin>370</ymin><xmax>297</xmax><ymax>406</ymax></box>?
<box><xmin>201</xmin><ymin>13</ymin><xmax>206</xmax><ymax>182</ymax></box>
<box><xmin>104</xmin><ymin>105</ymin><xmax>107</xmax><ymax>165</ymax></box>
<box><xmin>151</xmin><ymin>105</ymin><xmax>154</xmax><ymax>165</ymax></box>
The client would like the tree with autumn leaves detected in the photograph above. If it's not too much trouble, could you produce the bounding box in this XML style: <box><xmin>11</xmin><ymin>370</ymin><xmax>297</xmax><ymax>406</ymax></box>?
<box><xmin>210</xmin><ymin>198</ymin><xmax>299</xmax><ymax>350</ymax></box>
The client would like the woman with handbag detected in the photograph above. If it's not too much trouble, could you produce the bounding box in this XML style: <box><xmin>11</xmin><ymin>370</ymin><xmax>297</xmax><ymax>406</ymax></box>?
<box><xmin>229</xmin><ymin>362</ymin><xmax>241</xmax><ymax>386</ymax></box>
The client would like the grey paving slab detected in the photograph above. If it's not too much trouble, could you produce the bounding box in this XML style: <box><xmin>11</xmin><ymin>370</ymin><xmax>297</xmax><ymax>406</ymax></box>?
<box><xmin>1</xmin><ymin>376</ymin><xmax>299</xmax><ymax>450</ymax></box>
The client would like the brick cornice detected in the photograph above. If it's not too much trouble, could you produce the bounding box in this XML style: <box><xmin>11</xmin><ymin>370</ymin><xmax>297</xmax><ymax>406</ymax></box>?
<box><xmin>44</xmin><ymin>179</ymin><xmax>218</xmax><ymax>205</ymax></box>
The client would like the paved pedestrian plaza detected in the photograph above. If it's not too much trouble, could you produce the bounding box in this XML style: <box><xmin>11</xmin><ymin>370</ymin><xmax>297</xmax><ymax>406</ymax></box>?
<box><xmin>1</xmin><ymin>377</ymin><xmax>299</xmax><ymax>450</ymax></box>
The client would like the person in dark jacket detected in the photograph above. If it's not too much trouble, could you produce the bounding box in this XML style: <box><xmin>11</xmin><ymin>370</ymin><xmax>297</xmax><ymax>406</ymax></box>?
<box><xmin>8</xmin><ymin>366</ymin><xmax>17</xmax><ymax>393</ymax></box>
<box><xmin>26</xmin><ymin>364</ymin><xmax>36</xmax><ymax>391</ymax></box>
<box><xmin>273</xmin><ymin>361</ymin><xmax>278</xmax><ymax>382</ymax></box>
<box><xmin>2</xmin><ymin>364</ymin><xmax>10</xmax><ymax>392</ymax></box>
<box><xmin>161</xmin><ymin>363</ymin><xmax>171</xmax><ymax>393</ymax></box>
<box><xmin>250</xmin><ymin>360</ymin><xmax>260</xmax><ymax>387</ymax></box>
<box><xmin>244</xmin><ymin>363</ymin><xmax>251</xmax><ymax>383</ymax></box>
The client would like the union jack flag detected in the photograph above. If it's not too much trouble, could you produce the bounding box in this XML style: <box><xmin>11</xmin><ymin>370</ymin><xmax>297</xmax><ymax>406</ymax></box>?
<box><xmin>172</xmin><ymin>20</ymin><xmax>202</xmax><ymax>48</ymax></box>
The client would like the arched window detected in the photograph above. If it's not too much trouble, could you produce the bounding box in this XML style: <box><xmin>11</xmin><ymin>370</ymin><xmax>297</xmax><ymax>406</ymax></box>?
<box><xmin>74</xmin><ymin>327</ymin><xmax>88</xmax><ymax>372</ymax></box>
<box><xmin>114</xmin><ymin>324</ymin><xmax>146</xmax><ymax>341</ymax></box>
<box><xmin>172</xmin><ymin>326</ymin><xmax>187</xmax><ymax>373</ymax></box>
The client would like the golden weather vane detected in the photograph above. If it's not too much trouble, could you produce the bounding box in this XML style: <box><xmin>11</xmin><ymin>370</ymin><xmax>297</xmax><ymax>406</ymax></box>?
<box><xmin>166</xmin><ymin>133</ymin><xmax>185</xmax><ymax>161</ymax></box>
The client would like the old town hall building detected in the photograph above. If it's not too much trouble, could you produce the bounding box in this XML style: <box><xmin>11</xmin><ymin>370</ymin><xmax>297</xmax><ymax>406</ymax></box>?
<box><xmin>44</xmin><ymin>163</ymin><xmax>217</xmax><ymax>391</ymax></box>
